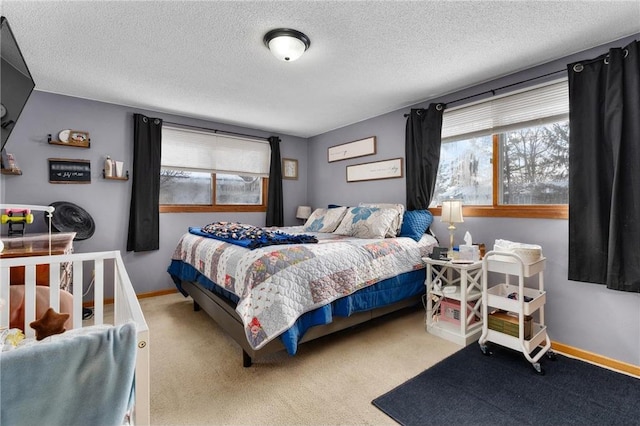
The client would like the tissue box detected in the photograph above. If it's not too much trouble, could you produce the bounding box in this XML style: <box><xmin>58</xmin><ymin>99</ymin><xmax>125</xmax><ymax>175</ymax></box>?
<box><xmin>458</xmin><ymin>245</ymin><xmax>479</xmax><ymax>261</ymax></box>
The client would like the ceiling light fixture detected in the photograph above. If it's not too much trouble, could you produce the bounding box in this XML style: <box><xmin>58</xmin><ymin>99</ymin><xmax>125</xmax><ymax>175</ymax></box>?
<box><xmin>263</xmin><ymin>28</ymin><xmax>310</xmax><ymax>62</ymax></box>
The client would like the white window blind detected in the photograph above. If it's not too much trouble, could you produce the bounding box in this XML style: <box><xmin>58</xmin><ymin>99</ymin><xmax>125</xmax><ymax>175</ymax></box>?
<box><xmin>161</xmin><ymin>126</ymin><xmax>271</xmax><ymax>177</ymax></box>
<box><xmin>441</xmin><ymin>79</ymin><xmax>569</xmax><ymax>142</ymax></box>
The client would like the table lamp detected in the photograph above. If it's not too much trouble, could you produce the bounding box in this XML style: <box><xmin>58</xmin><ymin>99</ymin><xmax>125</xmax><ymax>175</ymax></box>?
<box><xmin>296</xmin><ymin>205</ymin><xmax>312</xmax><ymax>224</ymax></box>
<box><xmin>440</xmin><ymin>199</ymin><xmax>464</xmax><ymax>258</ymax></box>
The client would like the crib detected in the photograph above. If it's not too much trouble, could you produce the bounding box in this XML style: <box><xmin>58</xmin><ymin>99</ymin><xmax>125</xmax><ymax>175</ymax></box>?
<box><xmin>0</xmin><ymin>249</ymin><xmax>150</xmax><ymax>425</ymax></box>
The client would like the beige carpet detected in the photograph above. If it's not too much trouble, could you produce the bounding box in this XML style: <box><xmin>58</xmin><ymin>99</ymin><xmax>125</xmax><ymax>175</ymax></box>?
<box><xmin>139</xmin><ymin>293</ymin><xmax>460</xmax><ymax>426</ymax></box>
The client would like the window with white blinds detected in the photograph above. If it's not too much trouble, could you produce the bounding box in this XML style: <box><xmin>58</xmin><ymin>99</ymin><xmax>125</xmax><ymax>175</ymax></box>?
<box><xmin>432</xmin><ymin>78</ymin><xmax>570</xmax><ymax>218</ymax></box>
<box><xmin>442</xmin><ymin>80</ymin><xmax>569</xmax><ymax>142</ymax></box>
<box><xmin>159</xmin><ymin>125</ymin><xmax>270</xmax><ymax>212</ymax></box>
<box><xmin>161</xmin><ymin>126</ymin><xmax>270</xmax><ymax>176</ymax></box>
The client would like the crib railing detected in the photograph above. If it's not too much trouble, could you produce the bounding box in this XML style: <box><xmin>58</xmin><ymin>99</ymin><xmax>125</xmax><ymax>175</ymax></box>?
<box><xmin>0</xmin><ymin>250</ymin><xmax>150</xmax><ymax>426</ymax></box>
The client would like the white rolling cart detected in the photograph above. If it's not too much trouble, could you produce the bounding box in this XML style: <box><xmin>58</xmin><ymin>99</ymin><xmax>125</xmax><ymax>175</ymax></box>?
<box><xmin>478</xmin><ymin>250</ymin><xmax>556</xmax><ymax>374</ymax></box>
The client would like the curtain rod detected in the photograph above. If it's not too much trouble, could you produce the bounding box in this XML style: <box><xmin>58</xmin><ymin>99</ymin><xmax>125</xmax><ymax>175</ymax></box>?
<box><xmin>404</xmin><ymin>68</ymin><xmax>566</xmax><ymax>117</ymax></box>
<box><xmin>163</xmin><ymin>121</ymin><xmax>269</xmax><ymax>141</ymax></box>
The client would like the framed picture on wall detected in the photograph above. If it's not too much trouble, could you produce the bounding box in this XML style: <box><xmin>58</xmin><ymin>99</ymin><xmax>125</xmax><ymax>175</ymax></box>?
<box><xmin>282</xmin><ymin>158</ymin><xmax>298</xmax><ymax>180</ymax></box>
<box><xmin>327</xmin><ymin>136</ymin><xmax>376</xmax><ymax>163</ymax></box>
<box><xmin>346</xmin><ymin>157</ymin><xmax>403</xmax><ymax>182</ymax></box>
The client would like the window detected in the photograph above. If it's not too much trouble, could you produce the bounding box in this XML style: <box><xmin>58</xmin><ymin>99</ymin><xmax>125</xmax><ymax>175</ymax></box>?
<box><xmin>159</xmin><ymin>126</ymin><xmax>270</xmax><ymax>213</ymax></box>
<box><xmin>431</xmin><ymin>80</ymin><xmax>569</xmax><ymax>219</ymax></box>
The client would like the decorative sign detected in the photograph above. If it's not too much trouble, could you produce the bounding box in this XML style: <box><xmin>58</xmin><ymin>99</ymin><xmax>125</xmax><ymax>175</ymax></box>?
<box><xmin>328</xmin><ymin>136</ymin><xmax>376</xmax><ymax>163</ymax></box>
<box><xmin>346</xmin><ymin>157</ymin><xmax>403</xmax><ymax>182</ymax></box>
<box><xmin>48</xmin><ymin>158</ymin><xmax>91</xmax><ymax>183</ymax></box>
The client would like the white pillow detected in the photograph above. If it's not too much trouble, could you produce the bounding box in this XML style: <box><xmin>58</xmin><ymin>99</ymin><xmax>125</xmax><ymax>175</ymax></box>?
<box><xmin>303</xmin><ymin>207</ymin><xmax>348</xmax><ymax>233</ymax></box>
<box><xmin>358</xmin><ymin>202</ymin><xmax>405</xmax><ymax>237</ymax></box>
<box><xmin>334</xmin><ymin>206</ymin><xmax>399</xmax><ymax>239</ymax></box>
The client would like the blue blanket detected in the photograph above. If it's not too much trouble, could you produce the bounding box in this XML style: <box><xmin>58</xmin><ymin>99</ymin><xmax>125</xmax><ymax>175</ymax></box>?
<box><xmin>0</xmin><ymin>322</ymin><xmax>137</xmax><ymax>426</ymax></box>
<box><xmin>190</xmin><ymin>222</ymin><xmax>318</xmax><ymax>249</ymax></box>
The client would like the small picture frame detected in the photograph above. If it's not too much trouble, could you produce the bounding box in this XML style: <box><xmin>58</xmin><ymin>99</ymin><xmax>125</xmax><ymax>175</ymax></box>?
<box><xmin>67</xmin><ymin>130</ymin><xmax>90</xmax><ymax>148</ymax></box>
<box><xmin>282</xmin><ymin>158</ymin><xmax>298</xmax><ymax>180</ymax></box>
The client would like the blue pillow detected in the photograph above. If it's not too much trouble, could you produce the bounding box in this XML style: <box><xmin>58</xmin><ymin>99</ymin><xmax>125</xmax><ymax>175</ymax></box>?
<box><xmin>399</xmin><ymin>210</ymin><xmax>434</xmax><ymax>242</ymax></box>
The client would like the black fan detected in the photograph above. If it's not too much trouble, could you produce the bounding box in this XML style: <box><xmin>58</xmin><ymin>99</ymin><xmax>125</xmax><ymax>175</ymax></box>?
<box><xmin>45</xmin><ymin>201</ymin><xmax>95</xmax><ymax>240</ymax></box>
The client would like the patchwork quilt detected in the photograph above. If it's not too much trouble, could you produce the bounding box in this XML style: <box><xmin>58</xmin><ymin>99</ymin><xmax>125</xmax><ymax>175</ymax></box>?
<box><xmin>171</xmin><ymin>227</ymin><xmax>437</xmax><ymax>350</ymax></box>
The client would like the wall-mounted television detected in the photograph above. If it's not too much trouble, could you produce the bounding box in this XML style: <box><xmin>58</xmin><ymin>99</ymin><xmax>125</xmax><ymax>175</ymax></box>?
<box><xmin>1</xmin><ymin>16</ymin><xmax>35</xmax><ymax>152</ymax></box>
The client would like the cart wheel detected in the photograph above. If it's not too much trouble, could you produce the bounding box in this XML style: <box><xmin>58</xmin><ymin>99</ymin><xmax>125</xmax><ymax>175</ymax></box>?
<box><xmin>546</xmin><ymin>350</ymin><xmax>557</xmax><ymax>361</ymax></box>
<box><xmin>480</xmin><ymin>344</ymin><xmax>492</xmax><ymax>356</ymax></box>
<box><xmin>533</xmin><ymin>362</ymin><xmax>545</xmax><ymax>375</ymax></box>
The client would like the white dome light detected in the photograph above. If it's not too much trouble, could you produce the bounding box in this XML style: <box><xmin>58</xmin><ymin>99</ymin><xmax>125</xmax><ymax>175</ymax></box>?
<box><xmin>264</xmin><ymin>29</ymin><xmax>310</xmax><ymax>62</ymax></box>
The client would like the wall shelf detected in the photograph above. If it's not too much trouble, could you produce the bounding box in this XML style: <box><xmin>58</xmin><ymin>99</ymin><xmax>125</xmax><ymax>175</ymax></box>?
<box><xmin>1</xmin><ymin>168</ymin><xmax>22</xmax><ymax>175</ymax></box>
<box><xmin>103</xmin><ymin>170</ymin><xmax>129</xmax><ymax>180</ymax></box>
<box><xmin>47</xmin><ymin>134</ymin><xmax>91</xmax><ymax>148</ymax></box>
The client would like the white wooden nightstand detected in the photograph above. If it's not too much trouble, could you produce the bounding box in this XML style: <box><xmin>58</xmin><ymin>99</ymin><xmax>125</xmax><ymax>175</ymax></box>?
<box><xmin>423</xmin><ymin>257</ymin><xmax>483</xmax><ymax>346</ymax></box>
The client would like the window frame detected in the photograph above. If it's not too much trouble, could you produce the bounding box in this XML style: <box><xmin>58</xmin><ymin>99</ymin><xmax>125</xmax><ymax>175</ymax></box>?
<box><xmin>430</xmin><ymin>134</ymin><xmax>568</xmax><ymax>219</ymax></box>
<box><xmin>160</xmin><ymin>172</ymin><xmax>268</xmax><ymax>213</ymax></box>
<box><xmin>158</xmin><ymin>124</ymin><xmax>271</xmax><ymax>214</ymax></box>
<box><xmin>431</xmin><ymin>79</ymin><xmax>569</xmax><ymax>220</ymax></box>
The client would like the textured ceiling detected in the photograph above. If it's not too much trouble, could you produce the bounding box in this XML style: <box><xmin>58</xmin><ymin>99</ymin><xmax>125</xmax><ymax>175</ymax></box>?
<box><xmin>2</xmin><ymin>1</ymin><xmax>639</xmax><ymax>138</ymax></box>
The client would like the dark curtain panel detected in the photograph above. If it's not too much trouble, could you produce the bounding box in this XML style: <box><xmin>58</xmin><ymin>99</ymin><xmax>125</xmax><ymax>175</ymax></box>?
<box><xmin>127</xmin><ymin>114</ymin><xmax>163</xmax><ymax>252</ymax></box>
<box><xmin>265</xmin><ymin>136</ymin><xmax>284</xmax><ymax>227</ymax></box>
<box><xmin>567</xmin><ymin>40</ymin><xmax>639</xmax><ymax>292</ymax></box>
<box><xmin>405</xmin><ymin>104</ymin><xmax>444</xmax><ymax>210</ymax></box>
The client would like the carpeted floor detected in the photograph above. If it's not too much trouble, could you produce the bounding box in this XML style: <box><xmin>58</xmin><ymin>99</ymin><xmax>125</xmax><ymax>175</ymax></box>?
<box><xmin>372</xmin><ymin>343</ymin><xmax>640</xmax><ymax>426</ymax></box>
<box><xmin>139</xmin><ymin>292</ymin><xmax>461</xmax><ymax>425</ymax></box>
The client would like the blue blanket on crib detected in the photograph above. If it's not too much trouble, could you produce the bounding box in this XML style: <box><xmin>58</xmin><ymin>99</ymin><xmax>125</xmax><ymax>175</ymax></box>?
<box><xmin>0</xmin><ymin>322</ymin><xmax>137</xmax><ymax>426</ymax></box>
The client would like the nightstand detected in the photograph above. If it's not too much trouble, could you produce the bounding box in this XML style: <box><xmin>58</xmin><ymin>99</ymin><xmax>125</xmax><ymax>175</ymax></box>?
<box><xmin>423</xmin><ymin>257</ymin><xmax>483</xmax><ymax>346</ymax></box>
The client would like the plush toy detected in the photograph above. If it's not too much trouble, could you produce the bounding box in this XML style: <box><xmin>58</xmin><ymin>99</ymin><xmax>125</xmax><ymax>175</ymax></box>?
<box><xmin>29</xmin><ymin>308</ymin><xmax>69</xmax><ymax>341</ymax></box>
<box><xmin>10</xmin><ymin>286</ymin><xmax>74</xmax><ymax>331</ymax></box>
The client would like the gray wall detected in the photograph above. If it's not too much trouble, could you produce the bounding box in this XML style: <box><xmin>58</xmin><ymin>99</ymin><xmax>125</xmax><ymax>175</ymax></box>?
<box><xmin>0</xmin><ymin>91</ymin><xmax>308</xmax><ymax>296</ymax></box>
<box><xmin>307</xmin><ymin>34</ymin><xmax>640</xmax><ymax>366</ymax></box>
<box><xmin>1</xmin><ymin>34</ymin><xmax>638</xmax><ymax>366</ymax></box>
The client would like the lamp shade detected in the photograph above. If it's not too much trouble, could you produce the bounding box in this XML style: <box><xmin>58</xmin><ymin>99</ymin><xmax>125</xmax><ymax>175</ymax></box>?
<box><xmin>441</xmin><ymin>199</ymin><xmax>464</xmax><ymax>224</ymax></box>
<box><xmin>264</xmin><ymin>28</ymin><xmax>310</xmax><ymax>62</ymax></box>
<box><xmin>296</xmin><ymin>205</ymin><xmax>312</xmax><ymax>220</ymax></box>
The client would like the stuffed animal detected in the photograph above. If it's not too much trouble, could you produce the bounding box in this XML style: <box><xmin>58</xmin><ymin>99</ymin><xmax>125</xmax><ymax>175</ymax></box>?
<box><xmin>30</xmin><ymin>308</ymin><xmax>69</xmax><ymax>341</ymax></box>
<box><xmin>9</xmin><ymin>285</ymin><xmax>74</xmax><ymax>331</ymax></box>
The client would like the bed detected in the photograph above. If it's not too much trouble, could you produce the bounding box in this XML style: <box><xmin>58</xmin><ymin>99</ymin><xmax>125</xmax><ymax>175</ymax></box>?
<box><xmin>168</xmin><ymin>205</ymin><xmax>436</xmax><ymax>367</ymax></box>
<box><xmin>0</xmin><ymin>249</ymin><xmax>150</xmax><ymax>425</ymax></box>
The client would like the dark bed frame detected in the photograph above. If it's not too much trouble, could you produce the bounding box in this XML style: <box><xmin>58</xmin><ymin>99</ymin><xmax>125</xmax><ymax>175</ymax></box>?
<box><xmin>181</xmin><ymin>280</ymin><xmax>423</xmax><ymax>367</ymax></box>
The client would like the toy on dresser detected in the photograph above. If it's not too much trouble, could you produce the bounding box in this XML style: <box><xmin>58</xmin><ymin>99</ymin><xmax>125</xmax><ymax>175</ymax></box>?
<box><xmin>1</xmin><ymin>208</ymin><xmax>34</xmax><ymax>237</ymax></box>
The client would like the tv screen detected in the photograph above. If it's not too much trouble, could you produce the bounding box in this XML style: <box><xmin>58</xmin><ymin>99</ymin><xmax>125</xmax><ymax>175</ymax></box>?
<box><xmin>1</xmin><ymin>16</ymin><xmax>35</xmax><ymax>152</ymax></box>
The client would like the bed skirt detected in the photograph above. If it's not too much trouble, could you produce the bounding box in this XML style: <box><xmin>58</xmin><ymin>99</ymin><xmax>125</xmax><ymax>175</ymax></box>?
<box><xmin>168</xmin><ymin>259</ymin><xmax>425</xmax><ymax>355</ymax></box>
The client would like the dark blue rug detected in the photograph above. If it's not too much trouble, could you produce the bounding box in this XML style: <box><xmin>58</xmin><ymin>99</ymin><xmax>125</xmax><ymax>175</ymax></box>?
<box><xmin>372</xmin><ymin>344</ymin><xmax>640</xmax><ymax>425</ymax></box>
